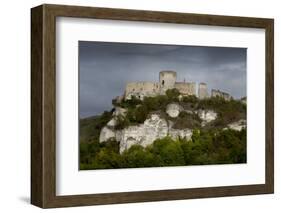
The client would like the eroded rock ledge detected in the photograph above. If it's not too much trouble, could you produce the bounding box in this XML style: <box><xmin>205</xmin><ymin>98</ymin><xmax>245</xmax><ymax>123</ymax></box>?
<box><xmin>99</xmin><ymin>103</ymin><xmax>245</xmax><ymax>153</ymax></box>
<box><xmin>100</xmin><ymin>113</ymin><xmax>192</xmax><ymax>153</ymax></box>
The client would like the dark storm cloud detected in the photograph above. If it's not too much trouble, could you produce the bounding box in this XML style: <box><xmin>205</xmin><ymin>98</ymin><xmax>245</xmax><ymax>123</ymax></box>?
<box><xmin>79</xmin><ymin>41</ymin><xmax>246</xmax><ymax>118</ymax></box>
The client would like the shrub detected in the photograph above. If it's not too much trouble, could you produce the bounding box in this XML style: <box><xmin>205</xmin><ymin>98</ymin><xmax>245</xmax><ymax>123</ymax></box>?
<box><xmin>182</xmin><ymin>95</ymin><xmax>198</xmax><ymax>103</ymax></box>
<box><xmin>173</xmin><ymin>111</ymin><xmax>201</xmax><ymax>129</ymax></box>
<box><xmin>166</xmin><ymin>88</ymin><xmax>180</xmax><ymax>101</ymax></box>
<box><xmin>79</xmin><ymin>140</ymin><xmax>101</xmax><ymax>165</ymax></box>
<box><xmin>80</xmin><ymin>128</ymin><xmax>246</xmax><ymax>170</ymax></box>
<box><xmin>122</xmin><ymin>145</ymin><xmax>156</xmax><ymax>168</ymax></box>
<box><xmin>93</xmin><ymin>148</ymin><xmax>123</xmax><ymax>169</ymax></box>
<box><xmin>152</xmin><ymin>137</ymin><xmax>185</xmax><ymax>166</ymax></box>
<box><xmin>135</xmin><ymin>105</ymin><xmax>149</xmax><ymax>123</ymax></box>
<box><xmin>113</xmin><ymin>95</ymin><xmax>142</xmax><ymax>108</ymax></box>
<box><xmin>115</xmin><ymin>115</ymin><xmax>130</xmax><ymax>130</ymax></box>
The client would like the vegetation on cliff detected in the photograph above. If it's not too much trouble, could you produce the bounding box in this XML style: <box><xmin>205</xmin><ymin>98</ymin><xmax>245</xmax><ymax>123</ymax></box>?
<box><xmin>113</xmin><ymin>88</ymin><xmax>246</xmax><ymax>130</ymax></box>
<box><xmin>80</xmin><ymin>128</ymin><xmax>246</xmax><ymax>170</ymax></box>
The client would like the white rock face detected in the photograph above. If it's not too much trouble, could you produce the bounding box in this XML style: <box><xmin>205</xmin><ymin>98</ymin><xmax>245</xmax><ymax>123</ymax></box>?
<box><xmin>107</xmin><ymin>118</ymin><xmax>117</xmax><ymax>127</ymax></box>
<box><xmin>166</xmin><ymin>103</ymin><xmax>183</xmax><ymax>118</ymax></box>
<box><xmin>198</xmin><ymin>110</ymin><xmax>217</xmax><ymax>126</ymax></box>
<box><xmin>115</xmin><ymin>130</ymin><xmax>122</xmax><ymax>142</ymax></box>
<box><xmin>99</xmin><ymin>112</ymin><xmax>194</xmax><ymax>153</ymax></box>
<box><xmin>169</xmin><ymin>128</ymin><xmax>192</xmax><ymax>141</ymax></box>
<box><xmin>227</xmin><ymin>119</ymin><xmax>246</xmax><ymax>131</ymax></box>
<box><xmin>119</xmin><ymin>126</ymin><xmax>144</xmax><ymax>152</ymax></box>
<box><xmin>99</xmin><ymin>107</ymin><xmax>127</xmax><ymax>142</ymax></box>
<box><xmin>144</xmin><ymin>114</ymin><xmax>169</xmax><ymax>146</ymax></box>
<box><xmin>112</xmin><ymin>107</ymin><xmax>127</xmax><ymax>117</ymax></box>
<box><xmin>119</xmin><ymin>114</ymin><xmax>168</xmax><ymax>153</ymax></box>
<box><xmin>99</xmin><ymin>126</ymin><xmax>116</xmax><ymax>143</ymax></box>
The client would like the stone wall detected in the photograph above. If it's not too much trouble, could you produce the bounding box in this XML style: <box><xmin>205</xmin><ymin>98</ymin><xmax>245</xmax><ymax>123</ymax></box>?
<box><xmin>198</xmin><ymin>82</ymin><xmax>208</xmax><ymax>99</ymax></box>
<box><xmin>211</xmin><ymin>89</ymin><xmax>231</xmax><ymax>101</ymax></box>
<box><xmin>125</xmin><ymin>82</ymin><xmax>160</xmax><ymax>100</ymax></box>
<box><xmin>123</xmin><ymin>71</ymin><xmax>225</xmax><ymax>101</ymax></box>
<box><xmin>159</xmin><ymin>70</ymin><xmax>177</xmax><ymax>92</ymax></box>
<box><xmin>174</xmin><ymin>82</ymin><xmax>196</xmax><ymax>96</ymax></box>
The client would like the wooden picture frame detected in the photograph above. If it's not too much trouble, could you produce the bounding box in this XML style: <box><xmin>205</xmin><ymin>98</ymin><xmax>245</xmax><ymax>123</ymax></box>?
<box><xmin>31</xmin><ymin>4</ymin><xmax>274</xmax><ymax>208</ymax></box>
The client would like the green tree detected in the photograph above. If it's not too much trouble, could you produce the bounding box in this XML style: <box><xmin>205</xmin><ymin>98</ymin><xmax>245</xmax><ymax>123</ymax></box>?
<box><xmin>93</xmin><ymin>148</ymin><xmax>122</xmax><ymax>169</ymax></box>
<box><xmin>152</xmin><ymin>137</ymin><xmax>185</xmax><ymax>166</ymax></box>
<box><xmin>135</xmin><ymin>105</ymin><xmax>149</xmax><ymax>123</ymax></box>
<box><xmin>191</xmin><ymin>129</ymin><xmax>200</xmax><ymax>142</ymax></box>
<box><xmin>166</xmin><ymin>88</ymin><xmax>180</xmax><ymax>101</ymax></box>
<box><xmin>182</xmin><ymin>95</ymin><xmax>198</xmax><ymax>104</ymax></box>
<box><xmin>122</xmin><ymin>145</ymin><xmax>156</xmax><ymax>168</ymax></box>
<box><xmin>115</xmin><ymin>115</ymin><xmax>130</xmax><ymax>130</ymax></box>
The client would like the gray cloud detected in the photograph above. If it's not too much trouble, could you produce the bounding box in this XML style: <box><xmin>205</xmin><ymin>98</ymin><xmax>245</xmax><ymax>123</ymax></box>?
<box><xmin>79</xmin><ymin>41</ymin><xmax>246</xmax><ymax>118</ymax></box>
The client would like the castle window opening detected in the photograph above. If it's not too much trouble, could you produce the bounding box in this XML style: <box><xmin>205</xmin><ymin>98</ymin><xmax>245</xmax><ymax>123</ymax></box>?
<box><xmin>162</xmin><ymin>80</ymin><xmax>164</xmax><ymax>85</ymax></box>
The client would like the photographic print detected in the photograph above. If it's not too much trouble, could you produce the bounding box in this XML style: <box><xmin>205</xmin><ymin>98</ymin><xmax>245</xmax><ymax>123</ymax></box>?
<box><xmin>79</xmin><ymin>41</ymin><xmax>247</xmax><ymax>170</ymax></box>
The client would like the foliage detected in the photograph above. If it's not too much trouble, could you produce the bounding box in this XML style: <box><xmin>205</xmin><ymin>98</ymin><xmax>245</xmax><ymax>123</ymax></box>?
<box><xmin>113</xmin><ymin>95</ymin><xmax>142</xmax><ymax>108</ymax></box>
<box><xmin>173</xmin><ymin>111</ymin><xmax>201</xmax><ymax>129</ymax></box>
<box><xmin>151</xmin><ymin>137</ymin><xmax>185</xmax><ymax>166</ymax></box>
<box><xmin>114</xmin><ymin>115</ymin><xmax>130</xmax><ymax>130</ymax></box>
<box><xmin>122</xmin><ymin>145</ymin><xmax>157</xmax><ymax>168</ymax></box>
<box><xmin>126</xmin><ymin>105</ymin><xmax>149</xmax><ymax>124</ymax></box>
<box><xmin>113</xmin><ymin>92</ymin><xmax>246</xmax><ymax>130</ymax></box>
<box><xmin>80</xmin><ymin>128</ymin><xmax>246</xmax><ymax>170</ymax></box>
<box><xmin>182</xmin><ymin>95</ymin><xmax>198</xmax><ymax>104</ymax></box>
<box><xmin>79</xmin><ymin>111</ymin><xmax>112</xmax><ymax>143</ymax></box>
<box><xmin>165</xmin><ymin>88</ymin><xmax>180</xmax><ymax>101</ymax></box>
<box><xmin>198</xmin><ymin>97</ymin><xmax>246</xmax><ymax>127</ymax></box>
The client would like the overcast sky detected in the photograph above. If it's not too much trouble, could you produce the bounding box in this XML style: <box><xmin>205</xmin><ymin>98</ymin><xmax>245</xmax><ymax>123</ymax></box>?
<box><xmin>79</xmin><ymin>41</ymin><xmax>246</xmax><ymax>118</ymax></box>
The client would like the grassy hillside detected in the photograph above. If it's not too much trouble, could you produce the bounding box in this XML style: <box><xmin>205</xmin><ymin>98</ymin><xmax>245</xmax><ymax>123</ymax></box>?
<box><xmin>79</xmin><ymin>111</ymin><xmax>111</xmax><ymax>143</ymax></box>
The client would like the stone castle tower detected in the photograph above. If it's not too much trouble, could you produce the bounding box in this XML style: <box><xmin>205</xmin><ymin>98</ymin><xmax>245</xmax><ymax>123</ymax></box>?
<box><xmin>198</xmin><ymin>82</ymin><xmax>208</xmax><ymax>99</ymax></box>
<box><xmin>159</xmin><ymin>70</ymin><xmax>177</xmax><ymax>92</ymax></box>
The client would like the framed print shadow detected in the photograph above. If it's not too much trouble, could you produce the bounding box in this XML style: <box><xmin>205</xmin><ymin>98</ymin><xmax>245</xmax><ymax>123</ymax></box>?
<box><xmin>31</xmin><ymin>4</ymin><xmax>274</xmax><ymax>208</ymax></box>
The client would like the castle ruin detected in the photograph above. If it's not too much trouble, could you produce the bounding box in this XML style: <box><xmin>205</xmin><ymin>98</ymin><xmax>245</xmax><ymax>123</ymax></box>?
<box><xmin>211</xmin><ymin>89</ymin><xmax>231</xmax><ymax>101</ymax></box>
<box><xmin>117</xmin><ymin>70</ymin><xmax>231</xmax><ymax>101</ymax></box>
<box><xmin>198</xmin><ymin>82</ymin><xmax>208</xmax><ymax>99</ymax></box>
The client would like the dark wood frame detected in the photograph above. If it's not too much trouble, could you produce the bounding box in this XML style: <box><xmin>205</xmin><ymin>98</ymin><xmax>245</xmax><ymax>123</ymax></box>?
<box><xmin>31</xmin><ymin>4</ymin><xmax>274</xmax><ymax>208</ymax></box>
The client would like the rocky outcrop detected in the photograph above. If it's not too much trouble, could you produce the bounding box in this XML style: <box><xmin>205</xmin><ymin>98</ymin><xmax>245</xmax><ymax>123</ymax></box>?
<box><xmin>99</xmin><ymin>106</ymin><xmax>245</xmax><ymax>153</ymax></box>
<box><xmin>99</xmin><ymin>107</ymin><xmax>126</xmax><ymax>142</ymax></box>
<box><xmin>166</xmin><ymin>103</ymin><xmax>183</xmax><ymax>118</ymax></box>
<box><xmin>198</xmin><ymin>110</ymin><xmax>217</xmax><ymax>126</ymax></box>
<box><xmin>99</xmin><ymin>126</ymin><xmax>116</xmax><ymax>143</ymax></box>
<box><xmin>107</xmin><ymin>118</ymin><xmax>117</xmax><ymax>127</ymax></box>
<box><xmin>99</xmin><ymin>112</ymin><xmax>195</xmax><ymax>153</ymax></box>
<box><xmin>227</xmin><ymin>119</ymin><xmax>246</xmax><ymax>131</ymax></box>
<box><xmin>113</xmin><ymin>107</ymin><xmax>127</xmax><ymax>117</ymax></box>
<box><xmin>119</xmin><ymin>114</ymin><xmax>168</xmax><ymax>153</ymax></box>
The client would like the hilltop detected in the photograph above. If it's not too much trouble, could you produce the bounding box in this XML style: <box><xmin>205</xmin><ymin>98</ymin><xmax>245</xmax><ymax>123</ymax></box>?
<box><xmin>80</xmin><ymin>88</ymin><xmax>246</xmax><ymax>170</ymax></box>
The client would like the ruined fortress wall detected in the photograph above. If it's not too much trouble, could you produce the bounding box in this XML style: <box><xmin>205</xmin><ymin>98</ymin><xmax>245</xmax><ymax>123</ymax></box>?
<box><xmin>159</xmin><ymin>71</ymin><xmax>177</xmax><ymax>90</ymax></box>
<box><xmin>211</xmin><ymin>89</ymin><xmax>231</xmax><ymax>101</ymax></box>
<box><xmin>123</xmin><ymin>71</ymin><xmax>229</xmax><ymax>101</ymax></box>
<box><xmin>125</xmin><ymin>82</ymin><xmax>160</xmax><ymax>100</ymax></box>
<box><xmin>174</xmin><ymin>82</ymin><xmax>196</xmax><ymax>96</ymax></box>
<box><xmin>198</xmin><ymin>83</ymin><xmax>208</xmax><ymax>99</ymax></box>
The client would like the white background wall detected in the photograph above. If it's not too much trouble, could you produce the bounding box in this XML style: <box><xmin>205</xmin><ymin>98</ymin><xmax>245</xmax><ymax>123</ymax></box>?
<box><xmin>0</xmin><ymin>0</ymin><xmax>279</xmax><ymax>212</ymax></box>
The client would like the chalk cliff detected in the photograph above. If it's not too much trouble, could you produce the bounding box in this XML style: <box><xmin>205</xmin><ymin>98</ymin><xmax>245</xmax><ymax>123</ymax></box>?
<box><xmin>99</xmin><ymin>103</ymin><xmax>223</xmax><ymax>153</ymax></box>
